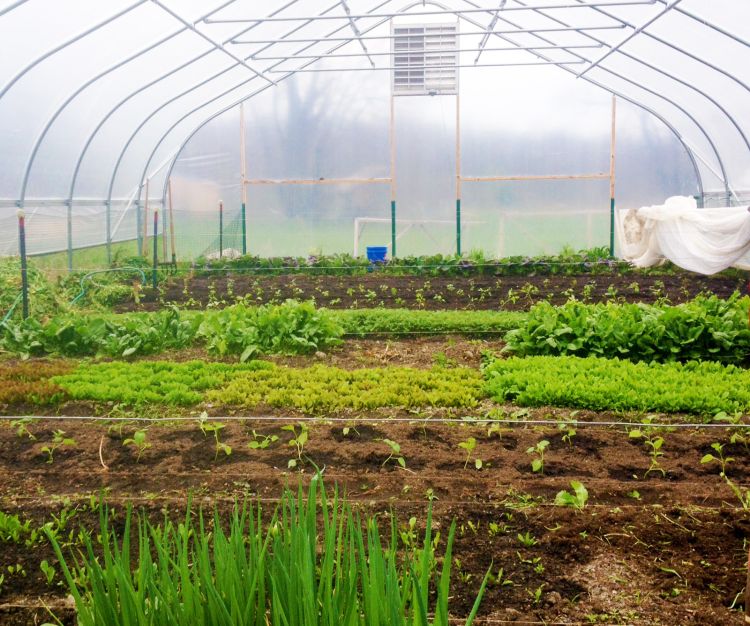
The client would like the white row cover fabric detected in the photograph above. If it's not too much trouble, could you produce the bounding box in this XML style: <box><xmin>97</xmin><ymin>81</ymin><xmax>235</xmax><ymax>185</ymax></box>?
<box><xmin>617</xmin><ymin>196</ymin><xmax>750</xmax><ymax>274</ymax></box>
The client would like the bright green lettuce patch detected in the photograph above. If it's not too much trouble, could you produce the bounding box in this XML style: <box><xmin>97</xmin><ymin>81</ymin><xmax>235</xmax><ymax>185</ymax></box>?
<box><xmin>504</xmin><ymin>294</ymin><xmax>750</xmax><ymax>364</ymax></box>
<box><xmin>208</xmin><ymin>364</ymin><xmax>484</xmax><ymax>412</ymax></box>
<box><xmin>334</xmin><ymin>308</ymin><xmax>524</xmax><ymax>336</ymax></box>
<box><xmin>484</xmin><ymin>355</ymin><xmax>750</xmax><ymax>415</ymax></box>
<box><xmin>53</xmin><ymin>360</ymin><xmax>273</xmax><ymax>406</ymax></box>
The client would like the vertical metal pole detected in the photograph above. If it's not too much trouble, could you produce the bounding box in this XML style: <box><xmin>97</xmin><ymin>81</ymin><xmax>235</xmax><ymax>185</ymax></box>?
<box><xmin>152</xmin><ymin>208</ymin><xmax>158</xmax><ymax>289</ymax></box>
<box><xmin>240</xmin><ymin>102</ymin><xmax>248</xmax><ymax>256</ymax></box>
<box><xmin>389</xmin><ymin>94</ymin><xmax>397</xmax><ymax>258</ymax></box>
<box><xmin>609</xmin><ymin>95</ymin><xmax>617</xmax><ymax>258</ymax></box>
<box><xmin>456</xmin><ymin>93</ymin><xmax>462</xmax><ymax>257</ymax></box>
<box><xmin>162</xmin><ymin>199</ymin><xmax>168</xmax><ymax>263</ymax></box>
<box><xmin>168</xmin><ymin>178</ymin><xmax>177</xmax><ymax>266</ymax></box>
<box><xmin>143</xmin><ymin>179</ymin><xmax>150</xmax><ymax>259</ymax></box>
<box><xmin>18</xmin><ymin>211</ymin><xmax>29</xmax><ymax>319</ymax></box>
<box><xmin>136</xmin><ymin>201</ymin><xmax>142</xmax><ymax>257</ymax></box>
<box><xmin>219</xmin><ymin>200</ymin><xmax>224</xmax><ymax>258</ymax></box>
<box><xmin>66</xmin><ymin>201</ymin><xmax>73</xmax><ymax>273</ymax></box>
<box><xmin>105</xmin><ymin>200</ymin><xmax>112</xmax><ymax>266</ymax></box>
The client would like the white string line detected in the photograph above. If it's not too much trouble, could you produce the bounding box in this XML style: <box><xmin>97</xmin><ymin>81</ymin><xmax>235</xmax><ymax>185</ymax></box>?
<box><xmin>1</xmin><ymin>415</ymin><xmax>747</xmax><ymax>429</ymax></box>
<box><xmin>0</xmin><ymin>491</ymin><xmax>733</xmax><ymax>510</ymax></box>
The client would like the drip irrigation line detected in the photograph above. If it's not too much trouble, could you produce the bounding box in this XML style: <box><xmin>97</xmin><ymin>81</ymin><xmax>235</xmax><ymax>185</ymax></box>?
<box><xmin>1</xmin><ymin>415</ymin><xmax>747</xmax><ymax>429</ymax></box>
<box><xmin>0</xmin><ymin>491</ymin><xmax>731</xmax><ymax>510</ymax></box>
<box><xmin>31</xmin><ymin>259</ymin><xmax>637</xmax><ymax>274</ymax></box>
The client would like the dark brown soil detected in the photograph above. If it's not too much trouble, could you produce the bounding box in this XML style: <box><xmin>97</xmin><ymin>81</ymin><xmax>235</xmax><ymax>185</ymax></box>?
<box><xmin>0</xmin><ymin>418</ymin><xmax>748</xmax><ymax>625</ymax></box>
<box><xmin>118</xmin><ymin>272</ymin><xmax>745</xmax><ymax>312</ymax></box>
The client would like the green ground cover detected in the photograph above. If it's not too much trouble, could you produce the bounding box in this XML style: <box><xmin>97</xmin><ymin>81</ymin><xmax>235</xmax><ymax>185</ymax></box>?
<box><xmin>484</xmin><ymin>355</ymin><xmax>750</xmax><ymax>415</ymax></box>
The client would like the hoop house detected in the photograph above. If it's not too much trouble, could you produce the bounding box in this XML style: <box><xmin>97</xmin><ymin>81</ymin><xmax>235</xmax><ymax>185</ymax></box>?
<box><xmin>0</xmin><ymin>0</ymin><xmax>748</xmax><ymax>264</ymax></box>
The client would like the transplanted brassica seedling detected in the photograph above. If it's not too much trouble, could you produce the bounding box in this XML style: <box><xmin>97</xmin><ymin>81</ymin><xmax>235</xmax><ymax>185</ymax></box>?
<box><xmin>458</xmin><ymin>437</ymin><xmax>483</xmax><ymax>470</ymax></box>
<box><xmin>282</xmin><ymin>423</ymin><xmax>309</xmax><ymax>469</ymax></box>
<box><xmin>41</xmin><ymin>430</ymin><xmax>76</xmax><ymax>464</ymax></box>
<box><xmin>525</xmin><ymin>440</ymin><xmax>549</xmax><ymax>475</ymax></box>
<box><xmin>380</xmin><ymin>438</ymin><xmax>406</xmax><ymax>469</ymax></box>
<box><xmin>198</xmin><ymin>413</ymin><xmax>232</xmax><ymax>461</ymax></box>
<box><xmin>123</xmin><ymin>429</ymin><xmax>151</xmax><ymax>463</ymax></box>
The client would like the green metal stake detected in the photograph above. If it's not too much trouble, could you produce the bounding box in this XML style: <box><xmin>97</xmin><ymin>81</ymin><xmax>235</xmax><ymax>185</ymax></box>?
<box><xmin>456</xmin><ymin>198</ymin><xmax>462</xmax><ymax>257</ymax></box>
<box><xmin>66</xmin><ymin>201</ymin><xmax>73</xmax><ymax>273</ymax></box>
<box><xmin>18</xmin><ymin>211</ymin><xmax>29</xmax><ymax>319</ymax></box>
<box><xmin>241</xmin><ymin>202</ymin><xmax>247</xmax><ymax>255</ymax></box>
<box><xmin>390</xmin><ymin>200</ymin><xmax>397</xmax><ymax>258</ymax></box>
<box><xmin>219</xmin><ymin>200</ymin><xmax>223</xmax><ymax>259</ymax></box>
<box><xmin>105</xmin><ymin>200</ymin><xmax>112</xmax><ymax>267</ymax></box>
<box><xmin>152</xmin><ymin>208</ymin><xmax>158</xmax><ymax>289</ymax></box>
<box><xmin>609</xmin><ymin>197</ymin><xmax>615</xmax><ymax>257</ymax></box>
<box><xmin>136</xmin><ymin>201</ymin><xmax>142</xmax><ymax>257</ymax></box>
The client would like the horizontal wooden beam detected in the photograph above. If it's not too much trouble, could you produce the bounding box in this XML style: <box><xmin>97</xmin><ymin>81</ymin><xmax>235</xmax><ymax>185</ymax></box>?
<box><xmin>460</xmin><ymin>173</ymin><xmax>610</xmax><ymax>182</ymax></box>
<box><xmin>244</xmin><ymin>177</ymin><xmax>391</xmax><ymax>186</ymax></box>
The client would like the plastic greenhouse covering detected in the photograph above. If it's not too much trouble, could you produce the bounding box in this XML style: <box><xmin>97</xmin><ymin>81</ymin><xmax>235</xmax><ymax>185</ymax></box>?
<box><xmin>0</xmin><ymin>0</ymin><xmax>748</xmax><ymax>264</ymax></box>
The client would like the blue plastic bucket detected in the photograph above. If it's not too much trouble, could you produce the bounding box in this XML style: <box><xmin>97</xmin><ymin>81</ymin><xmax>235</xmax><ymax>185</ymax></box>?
<box><xmin>366</xmin><ymin>246</ymin><xmax>388</xmax><ymax>264</ymax></box>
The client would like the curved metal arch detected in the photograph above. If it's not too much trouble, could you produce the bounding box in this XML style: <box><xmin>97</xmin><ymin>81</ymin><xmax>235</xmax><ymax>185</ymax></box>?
<box><xmin>572</xmin><ymin>0</ymin><xmax>750</xmax><ymax>154</ymax></box>
<box><xmin>656</xmin><ymin>1</ymin><xmax>750</xmax><ymax>49</ymax></box>
<box><xmin>130</xmin><ymin>0</ymin><xmax>399</xmax><ymax>209</ymax></box>
<box><xmin>16</xmin><ymin>0</ymin><xmax>240</xmax><ymax>206</ymax></box>
<box><xmin>158</xmin><ymin>0</ymin><xmax>705</xmax><ymax>210</ymax></box>
<box><xmin>104</xmin><ymin>0</ymin><xmax>351</xmax><ymax>208</ymax></box>
<box><xmin>455</xmin><ymin>0</ymin><xmax>731</xmax><ymax>195</ymax></box>
<box><xmin>0</xmin><ymin>0</ymin><xmax>31</xmax><ymax>19</ymax></box>
<box><xmin>0</xmin><ymin>1</ymin><xmax>147</xmax><ymax>101</ymax></box>
<box><xmin>591</xmin><ymin>2</ymin><xmax>750</xmax><ymax>96</ymax></box>
<box><xmin>69</xmin><ymin>0</ymin><xmax>304</xmax><ymax>206</ymax></box>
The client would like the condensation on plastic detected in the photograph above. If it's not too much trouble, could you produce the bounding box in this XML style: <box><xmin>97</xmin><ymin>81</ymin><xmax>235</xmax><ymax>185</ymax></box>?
<box><xmin>0</xmin><ymin>0</ymin><xmax>747</xmax><ymax>260</ymax></box>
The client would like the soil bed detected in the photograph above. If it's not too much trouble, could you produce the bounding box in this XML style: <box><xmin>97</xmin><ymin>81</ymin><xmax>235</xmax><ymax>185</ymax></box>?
<box><xmin>0</xmin><ymin>418</ymin><xmax>748</xmax><ymax>625</ymax></box>
<box><xmin>119</xmin><ymin>272</ymin><xmax>745</xmax><ymax>312</ymax></box>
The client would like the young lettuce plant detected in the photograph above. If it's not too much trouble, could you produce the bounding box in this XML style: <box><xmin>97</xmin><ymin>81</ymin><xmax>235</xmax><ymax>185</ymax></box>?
<box><xmin>458</xmin><ymin>437</ymin><xmax>483</xmax><ymax>470</ymax></box>
<box><xmin>554</xmin><ymin>481</ymin><xmax>589</xmax><ymax>510</ymax></box>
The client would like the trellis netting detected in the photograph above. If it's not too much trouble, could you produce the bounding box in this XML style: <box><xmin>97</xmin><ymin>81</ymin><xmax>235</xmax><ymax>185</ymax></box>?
<box><xmin>0</xmin><ymin>0</ymin><xmax>748</xmax><ymax>266</ymax></box>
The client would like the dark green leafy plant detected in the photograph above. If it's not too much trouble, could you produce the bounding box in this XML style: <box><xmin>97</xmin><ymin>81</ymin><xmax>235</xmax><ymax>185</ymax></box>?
<box><xmin>504</xmin><ymin>294</ymin><xmax>750</xmax><ymax>364</ymax></box>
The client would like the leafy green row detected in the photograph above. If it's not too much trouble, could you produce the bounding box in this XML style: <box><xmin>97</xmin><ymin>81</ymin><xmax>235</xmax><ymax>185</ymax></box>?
<box><xmin>333</xmin><ymin>308</ymin><xmax>524</xmax><ymax>336</ymax></box>
<box><xmin>49</xmin><ymin>478</ymin><xmax>487</xmax><ymax>626</ymax></box>
<box><xmin>53</xmin><ymin>360</ymin><xmax>273</xmax><ymax>406</ymax></box>
<box><xmin>51</xmin><ymin>360</ymin><xmax>482</xmax><ymax>411</ymax></box>
<box><xmin>0</xmin><ymin>301</ymin><xmax>343</xmax><ymax>360</ymax></box>
<box><xmin>207</xmin><ymin>364</ymin><xmax>484</xmax><ymax>412</ymax></box>
<box><xmin>194</xmin><ymin>247</ymin><xmax>681</xmax><ymax>277</ymax></box>
<box><xmin>0</xmin><ymin>303</ymin><xmax>525</xmax><ymax>359</ymax></box>
<box><xmin>504</xmin><ymin>294</ymin><xmax>750</xmax><ymax>364</ymax></box>
<box><xmin>484</xmin><ymin>355</ymin><xmax>750</xmax><ymax>415</ymax></box>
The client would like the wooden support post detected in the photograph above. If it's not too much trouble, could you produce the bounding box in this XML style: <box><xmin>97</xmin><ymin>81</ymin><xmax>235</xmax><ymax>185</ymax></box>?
<box><xmin>456</xmin><ymin>93</ymin><xmax>462</xmax><ymax>257</ymax></box>
<box><xmin>168</xmin><ymin>178</ymin><xmax>177</xmax><ymax>266</ymax></box>
<box><xmin>390</xmin><ymin>94</ymin><xmax>397</xmax><ymax>258</ymax></box>
<box><xmin>609</xmin><ymin>94</ymin><xmax>617</xmax><ymax>257</ymax></box>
